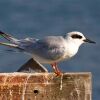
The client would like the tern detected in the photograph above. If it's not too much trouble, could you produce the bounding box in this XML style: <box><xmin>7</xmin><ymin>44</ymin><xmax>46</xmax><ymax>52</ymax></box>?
<box><xmin>0</xmin><ymin>31</ymin><xmax>95</xmax><ymax>75</ymax></box>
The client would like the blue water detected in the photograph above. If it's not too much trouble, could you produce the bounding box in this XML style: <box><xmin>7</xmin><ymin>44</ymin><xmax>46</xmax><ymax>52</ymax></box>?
<box><xmin>0</xmin><ymin>0</ymin><xmax>100</xmax><ymax>99</ymax></box>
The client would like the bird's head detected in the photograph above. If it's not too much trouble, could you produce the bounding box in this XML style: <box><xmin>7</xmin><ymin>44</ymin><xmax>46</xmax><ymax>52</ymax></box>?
<box><xmin>65</xmin><ymin>31</ymin><xmax>96</xmax><ymax>47</ymax></box>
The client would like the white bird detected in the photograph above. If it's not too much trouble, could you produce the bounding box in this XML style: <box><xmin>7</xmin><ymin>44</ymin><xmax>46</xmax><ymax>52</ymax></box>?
<box><xmin>0</xmin><ymin>31</ymin><xmax>95</xmax><ymax>75</ymax></box>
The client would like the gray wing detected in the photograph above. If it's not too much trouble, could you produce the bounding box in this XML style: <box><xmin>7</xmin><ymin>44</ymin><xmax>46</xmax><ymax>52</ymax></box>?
<box><xmin>15</xmin><ymin>37</ymin><xmax>38</xmax><ymax>50</ymax></box>
<box><xmin>21</xmin><ymin>36</ymin><xmax>66</xmax><ymax>60</ymax></box>
<box><xmin>18</xmin><ymin>37</ymin><xmax>38</xmax><ymax>45</ymax></box>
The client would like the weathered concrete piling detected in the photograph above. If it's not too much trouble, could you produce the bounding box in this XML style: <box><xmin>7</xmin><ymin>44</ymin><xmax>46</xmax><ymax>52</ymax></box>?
<box><xmin>0</xmin><ymin>72</ymin><xmax>91</xmax><ymax>100</ymax></box>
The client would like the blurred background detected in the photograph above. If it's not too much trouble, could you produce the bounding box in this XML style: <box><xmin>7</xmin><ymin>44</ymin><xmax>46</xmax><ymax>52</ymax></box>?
<box><xmin>0</xmin><ymin>0</ymin><xmax>99</xmax><ymax>99</ymax></box>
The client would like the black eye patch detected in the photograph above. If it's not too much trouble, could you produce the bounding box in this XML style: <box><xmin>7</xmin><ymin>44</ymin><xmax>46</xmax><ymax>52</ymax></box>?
<box><xmin>71</xmin><ymin>34</ymin><xmax>82</xmax><ymax>39</ymax></box>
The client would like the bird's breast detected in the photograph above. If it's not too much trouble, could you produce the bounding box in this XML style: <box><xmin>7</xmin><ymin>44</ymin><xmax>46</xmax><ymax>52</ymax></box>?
<box><xmin>62</xmin><ymin>44</ymin><xmax>79</xmax><ymax>60</ymax></box>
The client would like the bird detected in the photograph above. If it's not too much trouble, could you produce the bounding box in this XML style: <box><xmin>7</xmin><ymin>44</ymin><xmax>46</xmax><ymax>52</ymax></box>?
<box><xmin>0</xmin><ymin>31</ymin><xmax>95</xmax><ymax>76</ymax></box>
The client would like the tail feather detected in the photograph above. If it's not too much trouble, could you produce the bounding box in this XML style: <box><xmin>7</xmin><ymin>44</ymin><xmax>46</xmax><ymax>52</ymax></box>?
<box><xmin>0</xmin><ymin>31</ymin><xmax>19</xmax><ymax>44</ymax></box>
<box><xmin>0</xmin><ymin>42</ymin><xmax>18</xmax><ymax>47</ymax></box>
<box><xmin>0</xmin><ymin>42</ymin><xmax>24</xmax><ymax>50</ymax></box>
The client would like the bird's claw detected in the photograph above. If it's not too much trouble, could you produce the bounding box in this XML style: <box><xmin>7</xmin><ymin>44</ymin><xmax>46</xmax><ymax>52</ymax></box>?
<box><xmin>55</xmin><ymin>71</ymin><xmax>63</xmax><ymax>76</ymax></box>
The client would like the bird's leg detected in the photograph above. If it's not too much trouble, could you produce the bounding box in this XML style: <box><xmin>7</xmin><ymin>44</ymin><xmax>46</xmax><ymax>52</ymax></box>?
<box><xmin>51</xmin><ymin>62</ymin><xmax>62</xmax><ymax>76</ymax></box>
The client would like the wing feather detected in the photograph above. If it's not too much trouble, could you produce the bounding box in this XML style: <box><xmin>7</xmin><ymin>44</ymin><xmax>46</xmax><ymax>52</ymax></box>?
<box><xmin>23</xmin><ymin>36</ymin><xmax>66</xmax><ymax>60</ymax></box>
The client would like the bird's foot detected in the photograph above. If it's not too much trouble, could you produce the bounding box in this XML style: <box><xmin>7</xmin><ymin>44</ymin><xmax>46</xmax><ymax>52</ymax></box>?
<box><xmin>55</xmin><ymin>71</ymin><xmax>62</xmax><ymax>76</ymax></box>
<box><xmin>51</xmin><ymin>62</ymin><xmax>63</xmax><ymax>76</ymax></box>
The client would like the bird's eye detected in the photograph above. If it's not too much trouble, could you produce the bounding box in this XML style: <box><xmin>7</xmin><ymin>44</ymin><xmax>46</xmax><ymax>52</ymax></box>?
<box><xmin>71</xmin><ymin>34</ymin><xmax>82</xmax><ymax>39</ymax></box>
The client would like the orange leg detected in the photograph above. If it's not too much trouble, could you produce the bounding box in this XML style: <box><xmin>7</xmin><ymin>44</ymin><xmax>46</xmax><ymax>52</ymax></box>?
<box><xmin>51</xmin><ymin>63</ymin><xmax>62</xmax><ymax>76</ymax></box>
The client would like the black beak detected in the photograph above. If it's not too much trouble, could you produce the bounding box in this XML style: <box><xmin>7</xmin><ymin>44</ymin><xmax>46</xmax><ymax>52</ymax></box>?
<box><xmin>83</xmin><ymin>38</ymin><xmax>96</xmax><ymax>44</ymax></box>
